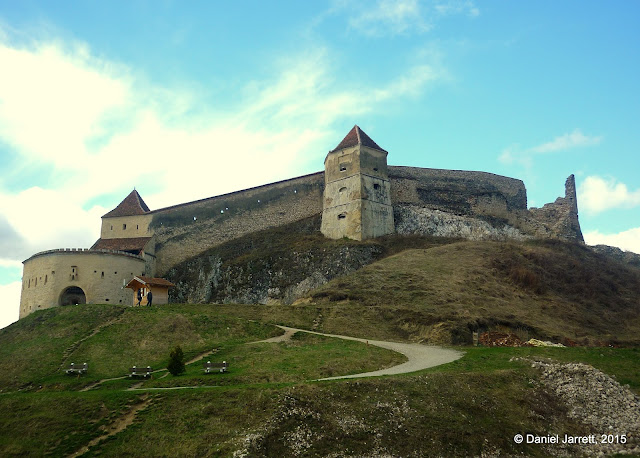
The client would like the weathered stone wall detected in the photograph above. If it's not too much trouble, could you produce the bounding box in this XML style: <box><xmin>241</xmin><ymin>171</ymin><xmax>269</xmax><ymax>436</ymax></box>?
<box><xmin>528</xmin><ymin>175</ymin><xmax>583</xmax><ymax>242</ymax></box>
<box><xmin>389</xmin><ymin>167</ymin><xmax>583</xmax><ymax>242</ymax></box>
<box><xmin>151</xmin><ymin>167</ymin><xmax>583</xmax><ymax>277</ymax></box>
<box><xmin>20</xmin><ymin>249</ymin><xmax>146</xmax><ymax>318</ymax></box>
<box><xmin>389</xmin><ymin>166</ymin><xmax>528</xmax><ymax>216</ymax></box>
<box><xmin>151</xmin><ymin>172</ymin><xmax>325</xmax><ymax>275</ymax></box>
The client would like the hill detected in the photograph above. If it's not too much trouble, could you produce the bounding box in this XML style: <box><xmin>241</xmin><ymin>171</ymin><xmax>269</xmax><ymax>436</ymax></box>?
<box><xmin>306</xmin><ymin>239</ymin><xmax>640</xmax><ymax>345</ymax></box>
<box><xmin>1</xmin><ymin>303</ymin><xmax>639</xmax><ymax>456</ymax></box>
<box><xmin>2</xmin><ymin>231</ymin><xmax>640</xmax><ymax>456</ymax></box>
<box><xmin>165</xmin><ymin>217</ymin><xmax>640</xmax><ymax>345</ymax></box>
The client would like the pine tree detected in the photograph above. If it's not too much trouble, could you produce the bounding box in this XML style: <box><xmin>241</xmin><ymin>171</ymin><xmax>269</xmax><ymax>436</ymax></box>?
<box><xmin>167</xmin><ymin>345</ymin><xmax>186</xmax><ymax>376</ymax></box>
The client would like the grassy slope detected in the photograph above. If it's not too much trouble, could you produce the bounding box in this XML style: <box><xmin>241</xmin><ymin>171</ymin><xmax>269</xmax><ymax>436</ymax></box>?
<box><xmin>1</xmin><ymin>304</ymin><xmax>639</xmax><ymax>456</ymax></box>
<box><xmin>306</xmin><ymin>240</ymin><xmax>640</xmax><ymax>345</ymax></box>
<box><xmin>2</xmin><ymin>235</ymin><xmax>640</xmax><ymax>456</ymax></box>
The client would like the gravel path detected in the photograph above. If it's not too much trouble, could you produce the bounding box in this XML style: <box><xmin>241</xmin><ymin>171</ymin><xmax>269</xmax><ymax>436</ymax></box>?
<box><xmin>274</xmin><ymin>326</ymin><xmax>464</xmax><ymax>380</ymax></box>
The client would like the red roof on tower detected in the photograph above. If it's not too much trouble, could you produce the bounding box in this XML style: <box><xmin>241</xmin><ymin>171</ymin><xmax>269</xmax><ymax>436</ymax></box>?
<box><xmin>102</xmin><ymin>190</ymin><xmax>151</xmax><ymax>218</ymax></box>
<box><xmin>330</xmin><ymin>125</ymin><xmax>387</xmax><ymax>153</ymax></box>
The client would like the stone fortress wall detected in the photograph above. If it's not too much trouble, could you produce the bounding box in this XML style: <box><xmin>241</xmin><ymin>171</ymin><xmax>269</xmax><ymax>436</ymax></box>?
<box><xmin>147</xmin><ymin>166</ymin><xmax>581</xmax><ymax>276</ymax></box>
<box><xmin>19</xmin><ymin>125</ymin><xmax>584</xmax><ymax>318</ymax></box>
<box><xmin>20</xmin><ymin>249</ymin><xmax>145</xmax><ymax>318</ymax></box>
<box><xmin>149</xmin><ymin>172</ymin><xmax>325</xmax><ymax>275</ymax></box>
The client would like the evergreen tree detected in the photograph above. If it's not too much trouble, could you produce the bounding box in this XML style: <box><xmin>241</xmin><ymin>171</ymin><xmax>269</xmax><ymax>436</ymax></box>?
<box><xmin>167</xmin><ymin>345</ymin><xmax>186</xmax><ymax>376</ymax></box>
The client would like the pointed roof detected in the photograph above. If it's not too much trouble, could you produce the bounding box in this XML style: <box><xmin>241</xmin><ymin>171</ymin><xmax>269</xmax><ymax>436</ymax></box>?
<box><xmin>102</xmin><ymin>190</ymin><xmax>151</xmax><ymax>218</ymax></box>
<box><xmin>330</xmin><ymin>125</ymin><xmax>387</xmax><ymax>153</ymax></box>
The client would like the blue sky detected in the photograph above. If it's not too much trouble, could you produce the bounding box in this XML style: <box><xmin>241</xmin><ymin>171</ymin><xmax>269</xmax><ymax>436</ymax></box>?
<box><xmin>1</xmin><ymin>0</ymin><xmax>639</xmax><ymax>329</ymax></box>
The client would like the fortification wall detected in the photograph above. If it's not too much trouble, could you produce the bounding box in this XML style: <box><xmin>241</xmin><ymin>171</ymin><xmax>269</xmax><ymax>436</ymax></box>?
<box><xmin>20</xmin><ymin>249</ymin><xmax>145</xmax><ymax>318</ymax></box>
<box><xmin>150</xmin><ymin>166</ymin><xmax>582</xmax><ymax>276</ymax></box>
<box><xmin>389</xmin><ymin>167</ymin><xmax>583</xmax><ymax>242</ymax></box>
<box><xmin>151</xmin><ymin>172</ymin><xmax>325</xmax><ymax>275</ymax></box>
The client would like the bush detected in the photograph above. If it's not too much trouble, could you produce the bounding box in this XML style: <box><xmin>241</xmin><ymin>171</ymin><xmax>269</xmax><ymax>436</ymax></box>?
<box><xmin>167</xmin><ymin>345</ymin><xmax>186</xmax><ymax>376</ymax></box>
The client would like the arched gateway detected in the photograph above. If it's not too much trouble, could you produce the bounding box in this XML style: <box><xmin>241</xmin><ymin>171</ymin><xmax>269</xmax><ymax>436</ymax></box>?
<box><xmin>59</xmin><ymin>286</ymin><xmax>87</xmax><ymax>306</ymax></box>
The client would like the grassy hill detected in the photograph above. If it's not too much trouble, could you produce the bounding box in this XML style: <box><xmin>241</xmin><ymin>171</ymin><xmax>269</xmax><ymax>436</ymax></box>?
<box><xmin>2</xmin><ymin>234</ymin><xmax>640</xmax><ymax>456</ymax></box>
<box><xmin>305</xmin><ymin>239</ymin><xmax>640</xmax><ymax>345</ymax></box>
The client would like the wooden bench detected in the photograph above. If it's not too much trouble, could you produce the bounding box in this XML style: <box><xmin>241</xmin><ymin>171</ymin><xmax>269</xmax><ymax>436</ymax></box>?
<box><xmin>65</xmin><ymin>362</ymin><xmax>88</xmax><ymax>375</ymax></box>
<box><xmin>203</xmin><ymin>361</ymin><xmax>228</xmax><ymax>374</ymax></box>
<box><xmin>129</xmin><ymin>366</ymin><xmax>152</xmax><ymax>378</ymax></box>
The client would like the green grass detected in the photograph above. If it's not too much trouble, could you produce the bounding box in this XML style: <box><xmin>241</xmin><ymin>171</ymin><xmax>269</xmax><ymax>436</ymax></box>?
<box><xmin>139</xmin><ymin>332</ymin><xmax>406</xmax><ymax>388</ymax></box>
<box><xmin>2</xmin><ymin>283</ymin><xmax>640</xmax><ymax>456</ymax></box>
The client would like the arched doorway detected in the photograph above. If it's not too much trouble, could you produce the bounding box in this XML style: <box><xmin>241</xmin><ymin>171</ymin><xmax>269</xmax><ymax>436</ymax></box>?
<box><xmin>59</xmin><ymin>286</ymin><xmax>87</xmax><ymax>306</ymax></box>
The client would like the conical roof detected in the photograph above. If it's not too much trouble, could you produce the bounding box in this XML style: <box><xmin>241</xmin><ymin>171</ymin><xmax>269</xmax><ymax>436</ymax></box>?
<box><xmin>102</xmin><ymin>190</ymin><xmax>150</xmax><ymax>218</ymax></box>
<box><xmin>330</xmin><ymin>125</ymin><xmax>387</xmax><ymax>153</ymax></box>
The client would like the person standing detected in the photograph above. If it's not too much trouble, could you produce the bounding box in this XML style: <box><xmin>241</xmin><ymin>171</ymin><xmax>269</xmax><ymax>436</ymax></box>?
<box><xmin>146</xmin><ymin>290</ymin><xmax>153</xmax><ymax>306</ymax></box>
<box><xmin>137</xmin><ymin>289</ymin><xmax>142</xmax><ymax>306</ymax></box>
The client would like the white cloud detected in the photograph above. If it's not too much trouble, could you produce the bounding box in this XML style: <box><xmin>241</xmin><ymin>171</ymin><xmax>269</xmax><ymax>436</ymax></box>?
<box><xmin>0</xmin><ymin>282</ymin><xmax>21</xmax><ymax>330</ymax></box>
<box><xmin>0</xmin><ymin>30</ymin><xmax>444</xmax><ymax>267</ymax></box>
<box><xmin>342</xmin><ymin>0</ymin><xmax>478</xmax><ymax>36</ymax></box>
<box><xmin>0</xmin><ymin>40</ymin><xmax>131</xmax><ymax>167</ymax></box>
<box><xmin>584</xmin><ymin>227</ymin><xmax>640</xmax><ymax>255</ymax></box>
<box><xmin>530</xmin><ymin>129</ymin><xmax>602</xmax><ymax>154</ymax></box>
<box><xmin>578</xmin><ymin>176</ymin><xmax>640</xmax><ymax>214</ymax></box>
<box><xmin>499</xmin><ymin>129</ymin><xmax>602</xmax><ymax>166</ymax></box>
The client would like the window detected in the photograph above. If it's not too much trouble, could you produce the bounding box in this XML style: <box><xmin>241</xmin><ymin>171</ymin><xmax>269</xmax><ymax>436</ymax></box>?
<box><xmin>339</xmin><ymin>164</ymin><xmax>347</xmax><ymax>172</ymax></box>
<box><xmin>338</xmin><ymin>213</ymin><xmax>347</xmax><ymax>220</ymax></box>
<box><xmin>373</xmin><ymin>167</ymin><xmax>378</xmax><ymax>172</ymax></box>
<box><xmin>123</xmin><ymin>224</ymin><xmax>127</xmax><ymax>230</ymax></box>
<box><xmin>373</xmin><ymin>184</ymin><xmax>381</xmax><ymax>190</ymax></box>
<box><xmin>339</xmin><ymin>187</ymin><xmax>347</xmax><ymax>193</ymax></box>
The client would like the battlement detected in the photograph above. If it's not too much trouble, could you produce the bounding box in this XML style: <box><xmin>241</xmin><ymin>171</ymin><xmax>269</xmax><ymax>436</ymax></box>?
<box><xmin>24</xmin><ymin>248</ymin><xmax>145</xmax><ymax>263</ymax></box>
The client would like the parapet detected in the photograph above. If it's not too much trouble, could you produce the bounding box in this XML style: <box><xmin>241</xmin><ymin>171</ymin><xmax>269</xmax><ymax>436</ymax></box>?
<box><xmin>24</xmin><ymin>248</ymin><xmax>145</xmax><ymax>264</ymax></box>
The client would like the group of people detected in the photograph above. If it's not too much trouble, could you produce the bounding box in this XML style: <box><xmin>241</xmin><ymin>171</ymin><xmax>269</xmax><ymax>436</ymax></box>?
<box><xmin>136</xmin><ymin>289</ymin><xmax>153</xmax><ymax>306</ymax></box>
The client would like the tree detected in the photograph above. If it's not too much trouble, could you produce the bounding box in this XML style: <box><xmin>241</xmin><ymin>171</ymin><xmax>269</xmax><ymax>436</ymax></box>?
<box><xmin>167</xmin><ymin>345</ymin><xmax>186</xmax><ymax>376</ymax></box>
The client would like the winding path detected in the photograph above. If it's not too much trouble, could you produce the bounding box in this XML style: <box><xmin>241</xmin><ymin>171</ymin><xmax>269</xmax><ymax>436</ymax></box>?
<box><xmin>273</xmin><ymin>326</ymin><xmax>464</xmax><ymax>380</ymax></box>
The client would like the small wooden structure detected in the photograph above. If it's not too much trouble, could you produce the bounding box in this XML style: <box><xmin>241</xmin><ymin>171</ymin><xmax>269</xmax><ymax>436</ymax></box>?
<box><xmin>125</xmin><ymin>276</ymin><xmax>175</xmax><ymax>306</ymax></box>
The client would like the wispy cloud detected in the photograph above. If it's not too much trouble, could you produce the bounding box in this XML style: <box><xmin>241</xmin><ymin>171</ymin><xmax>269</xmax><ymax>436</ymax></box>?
<box><xmin>530</xmin><ymin>129</ymin><xmax>603</xmax><ymax>154</ymax></box>
<box><xmin>335</xmin><ymin>0</ymin><xmax>478</xmax><ymax>37</ymax></box>
<box><xmin>0</xmin><ymin>32</ymin><xmax>445</xmax><ymax>269</ymax></box>
<box><xmin>578</xmin><ymin>176</ymin><xmax>640</xmax><ymax>214</ymax></box>
<box><xmin>499</xmin><ymin>129</ymin><xmax>602</xmax><ymax>166</ymax></box>
<box><xmin>583</xmin><ymin>227</ymin><xmax>640</xmax><ymax>255</ymax></box>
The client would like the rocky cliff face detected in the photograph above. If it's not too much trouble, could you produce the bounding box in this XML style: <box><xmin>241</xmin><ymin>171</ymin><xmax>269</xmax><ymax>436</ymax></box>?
<box><xmin>164</xmin><ymin>216</ymin><xmax>399</xmax><ymax>305</ymax></box>
<box><xmin>167</xmin><ymin>244</ymin><xmax>385</xmax><ymax>305</ymax></box>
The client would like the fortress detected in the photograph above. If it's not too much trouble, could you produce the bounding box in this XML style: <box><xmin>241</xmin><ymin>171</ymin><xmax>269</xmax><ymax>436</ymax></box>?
<box><xmin>19</xmin><ymin>126</ymin><xmax>583</xmax><ymax>318</ymax></box>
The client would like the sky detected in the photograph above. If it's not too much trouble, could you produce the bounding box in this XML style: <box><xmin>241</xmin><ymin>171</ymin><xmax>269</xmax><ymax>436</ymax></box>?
<box><xmin>1</xmin><ymin>1</ymin><xmax>639</xmax><ymax>329</ymax></box>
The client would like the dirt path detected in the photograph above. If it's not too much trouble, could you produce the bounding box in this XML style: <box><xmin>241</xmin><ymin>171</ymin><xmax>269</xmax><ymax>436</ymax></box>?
<box><xmin>274</xmin><ymin>326</ymin><xmax>464</xmax><ymax>380</ymax></box>
<box><xmin>250</xmin><ymin>328</ymin><xmax>297</xmax><ymax>344</ymax></box>
<box><xmin>69</xmin><ymin>395</ymin><xmax>152</xmax><ymax>457</ymax></box>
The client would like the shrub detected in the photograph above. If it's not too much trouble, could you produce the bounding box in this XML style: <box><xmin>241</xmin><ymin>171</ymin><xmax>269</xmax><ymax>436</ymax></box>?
<box><xmin>167</xmin><ymin>345</ymin><xmax>186</xmax><ymax>376</ymax></box>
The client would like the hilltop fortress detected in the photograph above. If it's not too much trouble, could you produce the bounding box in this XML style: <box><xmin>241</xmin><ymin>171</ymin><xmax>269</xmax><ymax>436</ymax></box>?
<box><xmin>19</xmin><ymin>126</ymin><xmax>583</xmax><ymax>318</ymax></box>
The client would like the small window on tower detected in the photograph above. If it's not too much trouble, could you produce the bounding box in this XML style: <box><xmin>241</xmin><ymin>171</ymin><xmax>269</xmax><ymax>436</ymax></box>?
<box><xmin>373</xmin><ymin>167</ymin><xmax>379</xmax><ymax>172</ymax></box>
<box><xmin>123</xmin><ymin>224</ymin><xmax>127</xmax><ymax>230</ymax></box>
<box><xmin>338</xmin><ymin>213</ymin><xmax>347</xmax><ymax>220</ymax></box>
<box><xmin>373</xmin><ymin>184</ymin><xmax>381</xmax><ymax>190</ymax></box>
<box><xmin>339</xmin><ymin>187</ymin><xmax>347</xmax><ymax>193</ymax></box>
<box><xmin>339</xmin><ymin>164</ymin><xmax>347</xmax><ymax>172</ymax></box>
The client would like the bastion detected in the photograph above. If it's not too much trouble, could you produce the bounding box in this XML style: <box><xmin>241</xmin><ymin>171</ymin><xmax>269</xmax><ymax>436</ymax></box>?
<box><xmin>19</xmin><ymin>125</ymin><xmax>583</xmax><ymax>318</ymax></box>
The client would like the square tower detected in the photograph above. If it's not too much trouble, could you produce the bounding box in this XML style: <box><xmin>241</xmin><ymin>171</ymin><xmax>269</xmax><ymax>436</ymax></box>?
<box><xmin>321</xmin><ymin>125</ymin><xmax>395</xmax><ymax>240</ymax></box>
